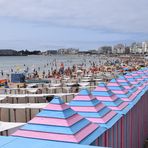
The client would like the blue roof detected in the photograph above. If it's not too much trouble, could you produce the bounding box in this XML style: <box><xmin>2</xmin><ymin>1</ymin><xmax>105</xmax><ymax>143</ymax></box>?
<box><xmin>69</xmin><ymin>89</ymin><xmax>122</xmax><ymax>129</ymax></box>
<box><xmin>0</xmin><ymin>136</ymin><xmax>107</xmax><ymax>148</ymax></box>
<box><xmin>12</xmin><ymin>96</ymin><xmax>106</xmax><ymax>145</ymax></box>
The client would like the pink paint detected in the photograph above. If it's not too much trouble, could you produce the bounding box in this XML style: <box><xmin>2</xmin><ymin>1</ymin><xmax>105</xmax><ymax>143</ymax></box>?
<box><xmin>129</xmin><ymin>93</ymin><xmax>138</xmax><ymax>101</ymax></box>
<box><xmin>71</xmin><ymin>103</ymin><xmax>105</xmax><ymax>112</ymax></box>
<box><xmin>125</xmin><ymin>75</ymin><xmax>133</xmax><ymax>78</ymax></box>
<box><xmin>123</xmin><ymin>86</ymin><xmax>132</xmax><ymax>89</ymax></box>
<box><xmin>136</xmin><ymin>72</ymin><xmax>144</xmax><ymax>74</ymax></box>
<box><xmin>29</xmin><ymin>114</ymin><xmax>83</xmax><ymax>126</ymax></box>
<box><xmin>121</xmin><ymin>98</ymin><xmax>130</xmax><ymax>101</ymax></box>
<box><xmin>107</xmin><ymin>83</ymin><xmax>120</xmax><ymax>86</ymax></box>
<box><xmin>12</xmin><ymin>130</ymin><xmax>79</xmax><ymax>143</ymax></box>
<box><xmin>95</xmin><ymin>138</ymin><xmax>99</xmax><ymax>146</ymax></box>
<box><xmin>44</xmin><ymin>103</ymin><xmax>69</xmax><ymax>111</ymax></box>
<box><xmin>137</xmin><ymin>85</ymin><xmax>145</xmax><ymax>90</ymax></box>
<box><xmin>112</xmin><ymin>90</ymin><xmax>128</xmax><ymax>95</ymax></box>
<box><xmin>96</xmin><ymin>95</ymin><xmax>118</xmax><ymax>101</ymax></box>
<box><xmin>12</xmin><ymin>123</ymin><xmax>98</xmax><ymax>143</ymax></box>
<box><xmin>94</xmin><ymin>87</ymin><xmax>109</xmax><ymax>91</ymax></box>
<box><xmin>131</xmin><ymin>74</ymin><xmax>139</xmax><ymax>76</ymax></box>
<box><xmin>74</xmin><ymin>123</ymin><xmax>98</xmax><ymax>141</ymax></box>
<box><xmin>117</xmin><ymin>80</ymin><xmax>127</xmax><ymax>82</ymax></box>
<box><xmin>109</xmin><ymin>102</ymin><xmax>128</xmax><ymax>111</ymax></box>
<box><xmin>73</xmin><ymin>95</ymin><xmax>94</xmax><ymax>101</ymax></box>
<box><xmin>136</xmin><ymin>78</ymin><xmax>143</xmax><ymax>81</ymax></box>
<box><xmin>87</xmin><ymin>111</ymin><xmax>116</xmax><ymax>123</ymax></box>
<box><xmin>130</xmin><ymin>81</ymin><xmax>138</xmax><ymax>85</ymax></box>
<box><xmin>141</xmin><ymin>76</ymin><xmax>148</xmax><ymax>79</ymax></box>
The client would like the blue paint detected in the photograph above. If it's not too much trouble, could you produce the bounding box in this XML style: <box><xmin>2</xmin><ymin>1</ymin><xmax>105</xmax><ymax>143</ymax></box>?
<box><xmin>37</xmin><ymin>108</ymin><xmax>76</xmax><ymax>119</ymax></box>
<box><xmin>69</xmin><ymin>99</ymin><xmax>100</xmax><ymax>107</ymax></box>
<box><xmin>20</xmin><ymin>118</ymin><xmax>90</xmax><ymax>135</ymax></box>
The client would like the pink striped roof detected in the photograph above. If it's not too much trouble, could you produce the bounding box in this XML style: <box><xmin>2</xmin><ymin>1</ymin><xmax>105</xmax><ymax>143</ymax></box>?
<box><xmin>12</xmin><ymin>96</ymin><xmax>101</xmax><ymax>144</ymax></box>
<box><xmin>44</xmin><ymin>103</ymin><xmax>69</xmax><ymax>111</ymax></box>
<box><xmin>71</xmin><ymin>103</ymin><xmax>105</xmax><ymax>112</ymax></box>
<box><xmin>111</xmin><ymin>90</ymin><xmax>128</xmax><ymax>95</ymax></box>
<box><xmin>125</xmin><ymin>75</ymin><xmax>134</xmax><ymax>78</ymax></box>
<box><xmin>29</xmin><ymin>114</ymin><xmax>83</xmax><ymax>127</ymax></box>
<box><xmin>94</xmin><ymin>87</ymin><xmax>109</xmax><ymax>91</ymax></box>
<box><xmin>73</xmin><ymin>95</ymin><xmax>94</xmax><ymax>101</ymax></box>
<box><xmin>117</xmin><ymin>79</ymin><xmax>127</xmax><ymax>82</ymax></box>
<box><xmin>109</xmin><ymin>102</ymin><xmax>129</xmax><ymax>111</ymax></box>
<box><xmin>70</xmin><ymin>88</ymin><xmax>120</xmax><ymax>127</ymax></box>
<box><xmin>12</xmin><ymin>123</ymin><xmax>98</xmax><ymax>143</ymax></box>
<box><xmin>96</xmin><ymin>95</ymin><xmax>117</xmax><ymax>101</ymax></box>
<box><xmin>107</xmin><ymin>83</ymin><xmax>121</xmax><ymax>87</ymax></box>
<box><xmin>87</xmin><ymin>111</ymin><xmax>116</xmax><ymax>123</ymax></box>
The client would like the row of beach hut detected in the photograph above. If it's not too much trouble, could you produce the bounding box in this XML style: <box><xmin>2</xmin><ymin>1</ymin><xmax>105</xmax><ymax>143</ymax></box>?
<box><xmin>0</xmin><ymin>67</ymin><xmax>148</xmax><ymax>148</ymax></box>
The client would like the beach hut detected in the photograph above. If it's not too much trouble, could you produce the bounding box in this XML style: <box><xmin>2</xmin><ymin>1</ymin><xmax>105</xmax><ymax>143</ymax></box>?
<box><xmin>105</xmin><ymin>71</ymin><xmax>148</xmax><ymax>148</ymax></box>
<box><xmin>92</xmin><ymin>83</ymin><xmax>131</xmax><ymax>114</ymax></box>
<box><xmin>107</xmin><ymin>79</ymin><xmax>141</xmax><ymax>105</ymax></box>
<box><xmin>124</xmin><ymin>73</ymin><xmax>145</xmax><ymax>91</ymax></box>
<box><xmin>107</xmin><ymin>79</ymin><xmax>144</xmax><ymax>148</ymax></box>
<box><xmin>11</xmin><ymin>96</ymin><xmax>106</xmax><ymax>145</ymax></box>
<box><xmin>91</xmin><ymin>83</ymin><xmax>132</xmax><ymax>148</ymax></box>
<box><xmin>134</xmin><ymin>71</ymin><xmax>148</xmax><ymax>87</ymax></box>
<box><xmin>69</xmin><ymin>88</ymin><xmax>122</xmax><ymax>147</ymax></box>
<box><xmin>0</xmin><ymin>70</ymin><xmax>147</xmax><ymax>148</ymax></box>
<box><xmin>130</xmin><ymin>72</ymin><xmax>147</xmax><ymax>90</ymax></box>
<box><xmin>117</xmin><ymin>75</ymin><xmax>146</xmax><ymax>99</ymax></box>
<box><xmin>116</xmin><ymin>76</ymin><xmax>138</xmax><ymax>92</ymax></box>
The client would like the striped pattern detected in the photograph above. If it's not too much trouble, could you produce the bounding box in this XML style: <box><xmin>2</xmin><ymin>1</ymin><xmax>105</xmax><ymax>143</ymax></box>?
<box><xmin>92</xmin><ymin>83</ymin><xmax>131</xmax><ymax>115</ymax></box>
<box><xmin>107</xmin><ymin>79</ymin><xmax>140</xmax><ymax>105</ymax></box>
<box><xmin>131</xmin><ymin>72</ymin><xmax>147</xmax><ymax>88</ymax></box>
<box><xmin>69</xmin><ymin>89</ymin><xmax>122</xmax><ymax>129</ymax></box>
<box><xmin>116</xmin><ymin>76</ymin><xmax>144</xmax><ymax>105</ymax></box>
<box><xmin>134</xmin><ymin>71</ymin><xmax>148</xmax><ymax>86</ymax></box>
<box><xmin>5</xmin><ymin>67</ymin><xmax>148</xmax><ymax>148</ymax></box>
<box><xmin>12</xmin><ymin>96</ymin><xmax>106</xmax><ymax>144</ymax></box>
<box><xmin>124</xmin><ymin>74</ymin><xmax>144</xmax><ymax>90</ymax></box>
<box><xmin>117</xmin><ymin>76</ymin><xmax>137</xmax><ymax>92</ymax></box>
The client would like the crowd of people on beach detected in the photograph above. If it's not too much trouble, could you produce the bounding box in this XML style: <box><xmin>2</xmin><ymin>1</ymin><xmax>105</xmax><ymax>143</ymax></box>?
<box><xmin>0</xmin><ymin>55</ymin><xmax>148</xmax><ymax>84</ymax></box>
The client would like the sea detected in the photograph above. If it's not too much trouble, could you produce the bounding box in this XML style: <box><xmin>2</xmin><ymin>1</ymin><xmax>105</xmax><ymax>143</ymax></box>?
<box><xmin>0</xmin><ymin>55</ymin><xmax>119</xmax><ymax>78</ymax></box>
<box><xmin>0</xmin><ymin>55</ymin><xmax>97</xmax><ymax>74</ymax></box>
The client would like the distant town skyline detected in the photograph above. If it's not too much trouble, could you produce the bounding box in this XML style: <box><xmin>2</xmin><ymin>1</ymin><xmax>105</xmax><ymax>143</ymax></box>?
<box><xmin>0</xmin><ymin>0</ymin><xmax>148</xmax><ymax>50</ymax></box>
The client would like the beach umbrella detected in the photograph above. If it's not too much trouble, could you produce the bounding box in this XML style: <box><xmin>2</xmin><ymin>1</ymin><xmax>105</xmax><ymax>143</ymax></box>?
<box><xmin>12</xmin><ymin>96</ymin><xmax>105</xmax><ymax>145</ymax></box>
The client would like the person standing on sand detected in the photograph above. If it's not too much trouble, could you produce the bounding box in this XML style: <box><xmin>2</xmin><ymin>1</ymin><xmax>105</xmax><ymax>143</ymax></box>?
<box><xmin>59</xmin><ymin>62</ymin><xmax>64</xmax><ymax>75</ymax></box>
<box><xmin>1</xmin><ymin>70</ymin><xmax>3</xmax><ymax>76</ymax></box>
<box><xmin>42</xmin><ymin>71</ymin><xmax>46</xmax><ymax>78</ymax></box>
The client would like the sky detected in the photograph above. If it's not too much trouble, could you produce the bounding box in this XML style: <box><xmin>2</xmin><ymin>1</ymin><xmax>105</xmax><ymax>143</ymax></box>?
<box><xmin>0</xmin><ymin>0</ymin><xmax>148</xmax><ymax>50</ymax></box>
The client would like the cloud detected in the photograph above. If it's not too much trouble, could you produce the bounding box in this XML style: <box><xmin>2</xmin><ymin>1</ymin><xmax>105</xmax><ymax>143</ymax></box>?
<box><xmin>0</xmin><ymin>0</ymin><xmax>147</xmax><ymax>33</ymax></box>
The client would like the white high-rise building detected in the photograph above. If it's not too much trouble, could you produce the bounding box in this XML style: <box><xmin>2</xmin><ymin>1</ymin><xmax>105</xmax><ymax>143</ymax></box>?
<box><xmin>142</xmin><ymin>41</ymin><xmax>148</xmax><ymax>53</ymax></box>
<box><xmin>112</xmin><ymin>44</ymin><xmax>125</xmax><ymax>54</ymax></box>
